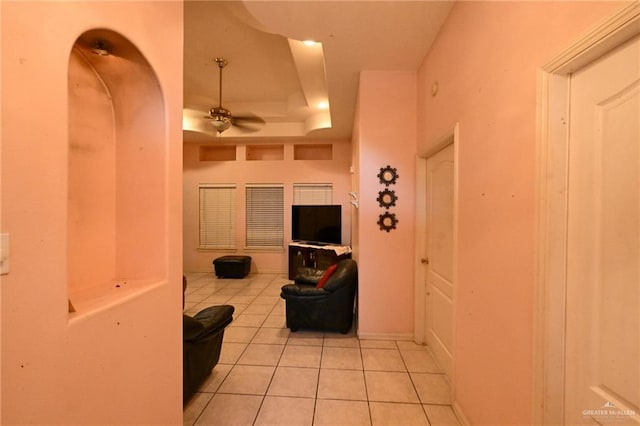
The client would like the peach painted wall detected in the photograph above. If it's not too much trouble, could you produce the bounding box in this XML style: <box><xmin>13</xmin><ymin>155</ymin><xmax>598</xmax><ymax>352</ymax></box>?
<box><xmin>355</xmin><ymin>71</ymin><xmax>417</xmax><ymax>339</ymax></box>
<box><xmin>417</xmin><ymin>1</ymin><xmax>626</xmax><ymax>424</ymax></box>
<box><xmin>0</xmin><ymin>2</ymin><xmax>3</xmax><ymax>419</ymax></box>
<box><xmin>1</xmin><ymin>2</ymin><xmax>183</xmax><ymax>424</ymax></box>
<box><xmin>183</xmin><ymin>141</ymin><xmax>352</xmax><ymax>273</ymax></box>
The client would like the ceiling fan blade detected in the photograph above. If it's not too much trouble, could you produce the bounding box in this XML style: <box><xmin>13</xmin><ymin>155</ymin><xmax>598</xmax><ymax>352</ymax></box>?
<box><xmin>231</xmin><ymin>121</ymin><xmax>262</xmax><ymax>133</ymax></box>
<box><xmin>233</xmin><ymin>114</ymin><xmax>266</xmax><ymax>125</ymax></box>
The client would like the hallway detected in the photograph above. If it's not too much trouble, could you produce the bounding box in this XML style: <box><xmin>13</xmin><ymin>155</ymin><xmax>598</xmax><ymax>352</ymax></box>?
<box><xmin>183</xmin><ymin>272</ymin><xmax>461</xmax><ymax>425</ymax></box>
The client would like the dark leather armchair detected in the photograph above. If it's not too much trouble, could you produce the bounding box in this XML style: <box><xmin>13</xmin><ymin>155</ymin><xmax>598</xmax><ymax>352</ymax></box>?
<box><xmin>280</xmin><ymin>259</ymin><xmax>357</xmax><ymax>334</ymax></box>
<box><xmin>183</xmin><ymin>304</ymin><xmax>234</xmax><ymax>403</ymax></box>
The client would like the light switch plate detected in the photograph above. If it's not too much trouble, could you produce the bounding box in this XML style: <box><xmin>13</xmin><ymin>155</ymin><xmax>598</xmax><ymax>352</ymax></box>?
<box><xmin>1</xmin><ymin>233</ymin><xmax>9</xmax><ymax>275</ymax></box>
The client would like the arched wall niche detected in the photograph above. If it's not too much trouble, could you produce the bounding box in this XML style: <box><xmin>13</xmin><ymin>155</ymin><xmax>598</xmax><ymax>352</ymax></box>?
<box><xmin>68</xmin><ymin>28</ymin><xmax>167</xmax><ymax>314</ymax></box>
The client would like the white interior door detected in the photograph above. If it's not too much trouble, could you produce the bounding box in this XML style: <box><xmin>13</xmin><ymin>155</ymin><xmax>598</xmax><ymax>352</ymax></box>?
<box><xmin>565</xmin><ymin>34</ymin><xmax>640</xmax><ymax>424</ymax></box>
<box><xmin>425</xmin><ymin>143</ymin><xmax>454</xmax><ymax>380</ymax></box>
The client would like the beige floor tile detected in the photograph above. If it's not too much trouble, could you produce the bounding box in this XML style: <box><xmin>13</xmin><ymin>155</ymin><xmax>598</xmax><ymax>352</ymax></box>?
<box><xmin>365</xmin><ymin>371</ymin><xmax>419</xmax><ymax>403</ymax></box>
<box><xmin>235</xmin><ymin>287</ymin><xmax>264</xmax><ymax>296</ymax></box>
<box><xmin>411</xmin><ymin>373</ymin><xmax>451</xmax><ymax>404</ymax></box>
<box><xmin>253</xmin><ymin>295</ymin><xmax>281</xmax><ymax>305</ymax></box>
<box><xmin>270</xmin><ymin>309</ymin><xmax>286</xmax><ymax>320</ymax></box>
<box><xmin>183</xmin><ymin>287</ymin><xmax>202</xmax><ymax>296</ymax></box>
<box><xmin>195</xmin><ymin>393</ymin><xmax>262</xmax><ymax>425</ymax></box>
<box><xmin>288</xmin><ymin>331</ymin><xmax>324</xmax><ymax>346</ymax></box>
<box><xmin>185</xmin><ymin>293</ymin><xmax>207</xmax><ymax>303</ymax></box>
<box><xmin>362</xmin><ymin>348</ymin><xmax>406</xmax><ymax>372</ymax></box>
<box><xmin>313</xmin><ymin>399</ymin><xmax>371</xmax><ymax>426</ymax></box>
<box><xmin>183</xmin><ymin>302</ymin><xmax>200</xmax><ymax>312</ymax></box>
<box><xmin>324</xmin><ymin>336</ymin><xmax>360</xmax><ymax>348</ymax></box>
<box><xmin>243</xmin><ymin>303</ymin><xmax>275</xmax><ymax>315</ymax></box>
<box><xmin>237</xmin><ymin>343</ymin><xmax>284</xmax><ymax>366</ymax></box>
<box><xmin>214</xmin><ymin>288</ymin><xmax>241</xmax><ymax>296</ymax></box>
<box><xmin>321</xmin><ymin>347</ymin><xmax>363</xmax><ymax>370</ymax></box>
<box><xmin>217</xmin><ymin>364</ymin><xmax>275</xmax><ymax>395</ymax></box>
<box><xmin>218</xmin><ymin>342</ymin><xmax>247</xmax><ymax>364</ymax></box>
<box><xmin>252</xmin><ymin>327</ymin><xmax>290</xmax><ymax>344</ymax></box>
<box><xmin>262</xmin><ymin>314</ymin><xmax>287</xmax><ymax>328</ymax></box>
<box><xmin>190</xmin><ymin>287</ymin><xmax>216</xmax><ymax>296</ymax></box>
<box><xmin>279</xmin><ymin>344</ymin><xmax>322</xmax><ymax>368</ymax></box>
<box><xmin>225</xmin><ymin>280</ymin><xmax>251</xmax><ymax>289</ymax></box>
<box><xmin>229</xmin><ymin>303</ymin><xmax>248</xmax><ymax>315</ymax></box>
<box><xmin>273</xmin><ymin>297</ymin><xmax>286</xmax><ymax>307</ymax></box>
<box><xmin>199</xmin><ymin>363</ymin><xmax>233</xmax><ymax>393</ymax></box>
<box><xmin>183</xmin><ymin>392</ymin><xmax>213</xmax><ymax>426</ymax></box>
<box><xmin>184</xmin><ymin>304</ymin><xmax>205</xmax><ymax>316</ymax></box>
<box><xmin>267</xmin><ymin>366</ymin><xmax>319</xmax><ymax>398</ymax></box>
<box><xmin>424</xmin><ymin>404</ymin><xmax>461</xmax><ymax>425</ymax></box>
<box><xmin>359</xmin><ymin>340</ymin><xmax>398</xmax><ymax>349</ymax></box>
<box><xmin>231</xmin><ymin>313</ymin><xmax>267</xmax><ymax>327</ymax></box>
<box><xmin>201</xmin><ymin>295</ymin><xmax>233</xmax><ymax>305</ymax></box>
<box><xmin>401</xmin><ymin>349</ymin><xmax>441</xmax><ymax>373</ymax></box>
<box><xmin>369</xmin><ymin>402</ymin><xmax>429</xmax><ymax>426</ymax></box>
<box><xmin>317</xmin><ymin>369</ymin><xmax>367</xmax><ymax>401</ymax></box>
<box><xmin>255</xmin><ymin>396</ymin><xmax>315</xmax><ymax>426</ymax></box>
<box><xmin>247</xmin><ymin>281</ymin><xmax>271</xmax><ymax>289</ymax></box>
<box><xmin>227</xmin><ymin>294</ymin><xmax>257</xmax><ymax>305</ymax></box>
<box><xmin>223</xmin><ymin>326</ymin><xmax>258</xmax><ymax>343</ymax></box>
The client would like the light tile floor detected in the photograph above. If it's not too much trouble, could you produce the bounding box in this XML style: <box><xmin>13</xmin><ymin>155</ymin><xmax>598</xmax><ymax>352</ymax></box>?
<box><xmin>183</xmin><ymin>272</ymin><xmax>461</xmax><ymax>426</ymax></box>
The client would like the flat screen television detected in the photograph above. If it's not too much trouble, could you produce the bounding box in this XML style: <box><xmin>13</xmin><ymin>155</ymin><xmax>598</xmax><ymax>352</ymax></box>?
<box><xmin>292</xmin><ymin>205</ymin><xmax>342</xmax><ymax>245</ymax></box>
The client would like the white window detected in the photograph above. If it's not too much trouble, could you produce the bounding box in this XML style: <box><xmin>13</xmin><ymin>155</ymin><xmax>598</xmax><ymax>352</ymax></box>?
<box><xmin>245</xmin><ymin>185</ymin><xmax>284</xmax><ymax>248</ymax></box>
<box><xmin>199</xmin><ymin>184</ymin><xmax>236</xmax><ymax>249</ymax></box>
<box><xmin>293</xmin><ymin>183</ymin><xmax>333</xmax><ymax>205</ymax></box>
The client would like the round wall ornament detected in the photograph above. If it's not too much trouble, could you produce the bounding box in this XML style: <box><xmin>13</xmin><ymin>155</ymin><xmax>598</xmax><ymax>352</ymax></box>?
<box><xmin>377</xmin><ymin>165</ymin><xmax>398</xmax><ymax>186</ymax></box>
<box><xmin>377</xmin><ymin>189</ymin><xmax>398</xmax><ymax>209</ymax></box>
<box><xmin>377</xmin><ymin>212</ymin><xmax>398</xmax><ymax>232</ymax></box>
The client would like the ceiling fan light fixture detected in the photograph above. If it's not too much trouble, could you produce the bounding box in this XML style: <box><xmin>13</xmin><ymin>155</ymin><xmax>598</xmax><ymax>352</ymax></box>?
<box><xmin>210</xmin><ymin>117</ymin><xmax>231</xmax><ymax>133</ymax></box>
<box><xmin>209</xmin><ymin>106</ymin><xmax>232</xmax><ymax>133</ymax></box>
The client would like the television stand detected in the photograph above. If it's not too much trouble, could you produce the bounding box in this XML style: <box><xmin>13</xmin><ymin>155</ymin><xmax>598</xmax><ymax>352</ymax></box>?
<box><xmin>288</xmin><ymin>242</ymin><xmax>352</xmax><ymax>280</ymax></box>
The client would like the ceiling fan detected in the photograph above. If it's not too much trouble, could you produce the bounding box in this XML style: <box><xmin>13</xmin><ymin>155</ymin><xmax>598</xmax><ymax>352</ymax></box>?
<box><xmin>206</xmin><ymin>57</ymin><xmax>266</xmax><ymax>134</ymax></box>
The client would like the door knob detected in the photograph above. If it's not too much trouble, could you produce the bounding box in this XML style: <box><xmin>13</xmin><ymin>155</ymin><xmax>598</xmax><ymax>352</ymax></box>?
<box><xmin>421</xmin><ymin>258</ymin><xmax>429</xmax><ymax>265</ymax></box>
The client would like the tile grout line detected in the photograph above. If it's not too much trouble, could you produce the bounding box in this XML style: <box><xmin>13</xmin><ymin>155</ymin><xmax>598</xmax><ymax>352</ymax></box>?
<box><xmin>359</xmin><ymin>335</ymin><xmax>374</xmax><ymax>426</ymax></box>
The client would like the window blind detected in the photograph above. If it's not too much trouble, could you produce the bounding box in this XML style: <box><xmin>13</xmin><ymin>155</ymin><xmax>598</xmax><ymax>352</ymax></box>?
<box><xmin>246</xmin><ymin>185</ymin><xmax>284</xmax><ymax>248</ymax></box>
<box><xmin>293</xmin><ymin>183</ymin><xmax>333</xmax><ymax>205</ymax></box>
<box><xmin>199</xmin><ymin>185</ymin><xmax>236</xmax><ymax>249</ymax></box>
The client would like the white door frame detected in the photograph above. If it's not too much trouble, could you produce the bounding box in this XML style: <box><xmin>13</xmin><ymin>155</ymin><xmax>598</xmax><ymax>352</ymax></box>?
<box><xmin>415</xmin><ymin>123</ymin><xmax>459</xmax><ymax>377</ymax></box>
<box><xmin>533</xmin><ymin>3</ymin><xmax>640</xmax><ymax>424</ymax></box>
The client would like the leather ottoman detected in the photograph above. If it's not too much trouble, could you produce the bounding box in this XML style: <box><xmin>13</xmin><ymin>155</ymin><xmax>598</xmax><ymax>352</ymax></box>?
<box><xmin>213</xmin><ymin>255</ymin><xmax>252</xmax><ymax>278</ymax></box>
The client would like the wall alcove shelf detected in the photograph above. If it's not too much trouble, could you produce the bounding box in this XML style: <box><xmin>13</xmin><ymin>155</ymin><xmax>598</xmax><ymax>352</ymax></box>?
<box><xmin>294</xmin><ymin>144</ymin><xmax>332</xmax><ymax>160</ymax></box>
<box><xmin>246</xmin><ymin>144</ymin><xmax>284</xmax><ymax>160</ymax></box>
<box><xmin>200</xmin><ymin>145</ymin><xmax>236</xmax><ymax>161</ymax></box>
<box><xmin>67</xmin><ymin>28</ymin><xmax>167</xmax><ymax>315</ymax></box>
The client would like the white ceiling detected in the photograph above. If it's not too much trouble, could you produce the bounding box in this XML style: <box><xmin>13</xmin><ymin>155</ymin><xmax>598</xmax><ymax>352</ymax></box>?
<box><xmin>183</xmin><ymin>1</ymin><xmax>454</xmax><ymax>142</ymax></box>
